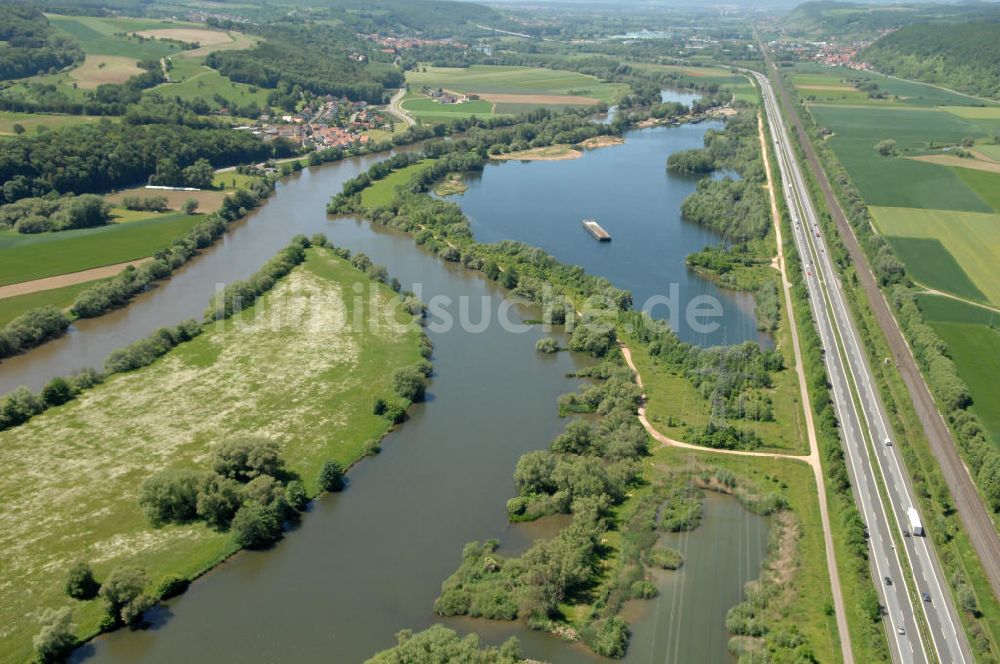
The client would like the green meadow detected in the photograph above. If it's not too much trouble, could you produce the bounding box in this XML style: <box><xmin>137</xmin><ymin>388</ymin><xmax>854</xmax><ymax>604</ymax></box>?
<box><xmin>360</xmin><ymin>160</ymin><xmax>436</xmax><ymax>209</ymax></box>
<box><xmin>0</xmin><ymin>248</ymin><xmax>421</xmax><ymax>663</ymax></box>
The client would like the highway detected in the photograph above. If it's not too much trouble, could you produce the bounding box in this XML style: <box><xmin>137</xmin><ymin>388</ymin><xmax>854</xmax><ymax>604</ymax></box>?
<box><xmin>754</xmin><ymin>70</ymin><xmax>973</xmax><ymax>664</ymax></box>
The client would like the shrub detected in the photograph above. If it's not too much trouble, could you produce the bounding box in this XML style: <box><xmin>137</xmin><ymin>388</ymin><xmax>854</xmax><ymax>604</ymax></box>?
<box><xmin>285</xmin><ymin>480</ymin><xmax>309</xmax><ymax>512</ymax></box>
<box><xmin>585</xmin><ymin>616</ymin><xmax>629</xmax><ymax>658</ymax></box>
<box><xmin>156</xmin><ymin>576</ymin><xmax>189</xmax><ymax>600</ymax></box>
<box><xmin>65</xmin><ymin>562</ymin><xmax>100</xmax><ymax>600</ymax></box>
<box><xmin>212</xmin><ymin>437</ymin><xmax>285</xmax><ymax>482</ymax></box>
<box><xmin>99</xmin><ymin>566</ymin><xmax>148</xmax><ymax>623</ymax></box>
<box><xmin>32</xmin><ymin>608</ymin><xmax>76</xmax><ymax>663</ymax></box>
<box><xmin>319</xmin><ymin>460</ymin><xmax>344</xmax><ymax>492</ymax></box>
<box><xmin>40</xmin><ymin>377</ymin><xmax>75</xmax><ymax>408</ymax></box>
<box><xmin>196</xmin><ymin>474</ymin><xmax>243</xmax><ymax>528</ymax></box>
<box><xmin>535</xmin><ymin>337</ymin><xmax>559</xmax><ymax>353</ymax></box>
<box><xmin>648</xmin><ymin>546</ymin><xmax>684</xmax><ymax>570</ymax></box>
<box><xmin>138</xmin><ymin>469</ymin><xmax>206</xmax><ymax>525</ymax></box>
<box><xmin>392</xmin><ymin>365</ymin><xmax>428</xmax><ymax>402</ymax></box>
<box><xmin>231</xmin><ymin>503</ymin><xmax>282</xmax><ymax>548</ymax></box>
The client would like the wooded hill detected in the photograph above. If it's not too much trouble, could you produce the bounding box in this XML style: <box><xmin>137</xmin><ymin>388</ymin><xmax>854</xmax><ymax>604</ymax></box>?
<box><xmin>0</xmin><ymin>4</ymin><xmax>83</xmax><ymax>81</ymax></box>
<box><xmin>862</xmin><ymin>22</ymin><xmax>1000</xmax><ymax>99</ymax></box>
<box><xmin>786</xmin><ymin>1</ymin><xmax>1000</xmax><ymax>38</ymax></box>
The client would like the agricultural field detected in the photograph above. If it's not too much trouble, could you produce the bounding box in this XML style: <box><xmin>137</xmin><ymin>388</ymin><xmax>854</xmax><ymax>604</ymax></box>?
<box><xmin>810</xmin><ymin>104</ymin><xmax>993</xmax><ymax>211</ymax></box>
<box><xmin>0</xmin><ymin>279</ymin><xmax>103</xmax><ymax>327</ymax></box>
<box><xmin>399</xmin><ymin>93</ymin><xmax>496</xmax><ymax>121</ymax></box>
<box><xmin>0</xmin><ymin>111</ymin><xmax>105</xmax><ymax>136</ymax></box>
<box><xmin>871</xmin><ymin>206</ymin><xmax>1000</xmax><ymax>305</ymax></box>
<box><xmin>0</xmin><ymin>212</ymin><xmax>201</xmax><ymax>286</ymax></box>
<box><xmin>0</xmin><ymin>248</ymin><xmax>421</xmax><ymax>663</ymax></box>
<box><xmin>6</xmin><ymin>14</ymin><xmax>260</xmax><ymax>111</ymax></box>
<box><xmin>402</xmin><ymin>65</ymin><xmax>626</xmax><ymax>121</ymax></box>
<box><xmin>918</xmin><ymin>294</ymin><xmax>1000</xmax><ymax>445</ymax></box>
<box><xmin>106</xmin><ymin>186</ymin><xmax>229</xmax><ymax>213</ymax></box>
<box><xmin>798</xmin><ymin>65</ymin><xmax>1000</xmax><ymax>457</ymax></box>
<box><xmin>148</xmin><ymin>65</ymin><xmax>270</xmax><ymax>109</ymax></box>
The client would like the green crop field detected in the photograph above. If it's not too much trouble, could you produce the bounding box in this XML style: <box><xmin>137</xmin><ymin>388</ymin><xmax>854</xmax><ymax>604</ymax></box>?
<box><xmin>0</xmin><ymin>111</ymin><xmax>105</xmax><ymax>136</ymax></box>
<box><xmin>47</xmin><ymin>15</ymin><xmax>187</xmax><ymax>60</ymax></box>
<box><xmin>360</xmin><ymin>160</ymin><xmax>436</xmax><ymax>208</ymax></box>
<box><xmin>919</xmin><ymin>294</ymin><xmax>1000</xmax><ymax>445</ymax></box>
<box><xmin>147</xmin><ymin>66</ymin><xmax>271</xmax><ymax>108</ymax></box>
<box><xmin>795</xmin><ymin>64</ymin><xmax>999</xmax><ymax>107</ymax></box>
<box><xmin>871</xmin><ymin>206</ymin><xmax>1000</xmax><ymax>304</ymax></box>
<box><xmin>0</xmin><ymin>248</ymin><xmax>421</xmax><ymax>663</ymax></box>
<box><xmin>400</xmin><ymin>95</ymin><xmax>496</xmax><ymax>121</ymax></box>
<box><xmin>406</xmin><ymin>65</ymin><xmax>626</xmax><ymax>104</ymax></box>
<box><xmin>0</xmin><ymin>280</ymin><xmax>104</xmax><ymax>327</ymax></box>
<box><xmin>810</xmin><ymin>105</ymin><xmax>984</xmax><ymax>148</ymax></box>
<box><xmin>955</xmin><ymin>167</ymin><xmax>1000</xmax><ymax>214</ymax></box>
<box><xmin>976</xmin><ymin>144</ymin><xmax>1000</xmax><ymax>161</ymax></box>
<box><xmin>0</xmin><ymin>213</ymin><xmax>201</xmax><ymax>286</ymax></box>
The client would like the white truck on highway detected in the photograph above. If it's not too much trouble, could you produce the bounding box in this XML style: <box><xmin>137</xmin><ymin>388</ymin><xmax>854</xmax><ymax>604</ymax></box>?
<box><xmin>907</xmin><ymin>507</ymin><xmax>924</xmax><ymax>536</ymax></box>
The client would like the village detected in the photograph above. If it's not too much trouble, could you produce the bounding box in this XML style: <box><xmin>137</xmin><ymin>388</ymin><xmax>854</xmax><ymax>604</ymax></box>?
<box><xmin>237</xmin><ymin>96</ymin><xmax>393</xmax><ymax>149</ymax></box>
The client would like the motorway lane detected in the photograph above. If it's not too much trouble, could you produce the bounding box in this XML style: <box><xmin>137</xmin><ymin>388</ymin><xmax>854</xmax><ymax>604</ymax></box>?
<box><xmin>754</xmin><ymin>70</ymin><xmax>973</xmax><ymax>663</ymax></box>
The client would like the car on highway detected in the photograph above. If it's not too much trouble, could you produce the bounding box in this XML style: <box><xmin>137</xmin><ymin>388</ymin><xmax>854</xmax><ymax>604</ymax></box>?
<box><xmin>884</xmin><ymin>576</ymin><xmax>892</xmax><ymax>586</ymax></box>
<box><xmin>885</xmin><ymin>437</ymin><xmax>892</xmax><ymax>446</ymax></box>
<box><xmin>923</xmin><ymin>592</ymin><xmax>932</xmax><ymax>603</ymax></box>
<box><xmin>897</xmin><ymin>626</ymin><xmax>906</xmax><ymax>636</ymax></box>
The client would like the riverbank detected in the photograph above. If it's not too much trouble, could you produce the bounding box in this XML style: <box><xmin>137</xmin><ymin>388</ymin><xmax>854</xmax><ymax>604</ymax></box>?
<box><xmin>0</xmin><ymin>245</ymin><xmax>423</xmax><ymax>664</ymax></box>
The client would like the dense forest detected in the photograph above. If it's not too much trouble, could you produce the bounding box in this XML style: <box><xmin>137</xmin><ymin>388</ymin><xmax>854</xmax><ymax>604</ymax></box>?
<box><xmin>862</xmin><ymin>22</ymin><xmax>1000</xmax><ymax>99</ymax></box>
<box><xmin>0</xmin><ymin>123</ymin><xmax>285</xmax><ymax>204</ymax></box>
<box><xmin>206</xmin><ymin>22</ymin><xmax>403</xmax><ymax>104</ymax></box>
<box><xmin>0</xmin><ymin>4</ymin><xmax>82</xmax><ymax>81</ymax></box>
<box><xmin>786</xmin><ymin>1</ymin><xmax>1000</xmax><ymax>38</ymax></box>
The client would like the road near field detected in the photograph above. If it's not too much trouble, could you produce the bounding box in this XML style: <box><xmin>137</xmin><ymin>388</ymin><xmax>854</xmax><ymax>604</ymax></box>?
<box><xmin>387</xmin><ymin>88</ymin><xmax>416</xmax><ymax>127</ymax></box>
<box><xmin>755</xmin><ymin>69</ymin><xmax>973</xmax><ymax>664</ymax></box>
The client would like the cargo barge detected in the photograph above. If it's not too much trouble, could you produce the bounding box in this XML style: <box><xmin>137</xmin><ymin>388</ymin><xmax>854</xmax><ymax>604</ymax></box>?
<box><xmin>582</xmin><ymin>218</ymin><xmax>611</xmax><ymax>241</ymax></box>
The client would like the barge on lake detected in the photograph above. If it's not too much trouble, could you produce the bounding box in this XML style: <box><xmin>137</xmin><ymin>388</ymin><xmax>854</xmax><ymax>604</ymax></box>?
<box><xmin>582</xmin><ymin>218</ymin><xmax>611</xmax><ymax>241</ymax></box>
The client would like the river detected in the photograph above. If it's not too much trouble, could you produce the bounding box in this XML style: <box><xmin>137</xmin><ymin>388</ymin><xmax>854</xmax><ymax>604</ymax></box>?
<box><xmin>6</xmin><ymin>110</ymin><xmax>769</xmax><ymax>663</ymax></box>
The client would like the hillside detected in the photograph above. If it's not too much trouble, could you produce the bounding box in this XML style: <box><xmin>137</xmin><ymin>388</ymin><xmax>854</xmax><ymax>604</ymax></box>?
<box><xmin>786</xmin><ymin>1</ymin><xmax>1000</xmax><ymax>38</ymax></box>
<box><xmin>863</xmin><ymin>22</ymin><xmax>1000</xmax><ymax>100</ymax></box>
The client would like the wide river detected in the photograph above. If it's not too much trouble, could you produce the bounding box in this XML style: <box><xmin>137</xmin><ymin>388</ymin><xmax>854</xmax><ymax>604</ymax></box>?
<box><xmin>16</xmin><ymin>109</ymin><xmax>768</xmax><ymax>663</ymax></box>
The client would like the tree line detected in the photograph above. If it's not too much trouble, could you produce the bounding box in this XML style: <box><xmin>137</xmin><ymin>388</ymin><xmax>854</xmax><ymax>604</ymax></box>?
<box><xmin>0</xmin><ymin>121</ymin><xmax>285</xmax><ymax>205</ymax></box>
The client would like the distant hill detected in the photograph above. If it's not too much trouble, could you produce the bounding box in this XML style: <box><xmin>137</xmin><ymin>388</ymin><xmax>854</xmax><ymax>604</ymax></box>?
<box><xmin>786</xmin><ymin>1</ymin><xmax>1000</xmax><ymax>38</ymax></box>
<box><xmin>862</xmin><ymin>22</ymin><xmax>1000</xmax><ymax>100</ymax></box>
<box><xmin>320</xmin><ymin>0</ymin><xmax>509</xmax><ymax>36</ymax></box>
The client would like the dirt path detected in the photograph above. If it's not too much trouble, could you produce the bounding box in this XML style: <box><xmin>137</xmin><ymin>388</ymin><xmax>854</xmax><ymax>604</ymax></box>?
<box><xmin>757</xmin><ymin>110</ymin><xmax>855</xmax><ymax>664</ymax></box>
<box><xmin>919</xmin><ymin>286</ymin><xmax>1000</xmax><ymax>315</ymax></box>
<box><xmin>0</xmin><ymin>260</ymin><xmax>146</xmax><ymax>300</ymax></box>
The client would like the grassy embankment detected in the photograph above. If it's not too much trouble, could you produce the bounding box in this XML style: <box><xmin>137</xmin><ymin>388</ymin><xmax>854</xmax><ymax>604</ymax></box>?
<box><xmin>0</xmin><ymin>246</ymin><xmax>422</xmax><ymax>664</ymax></box>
